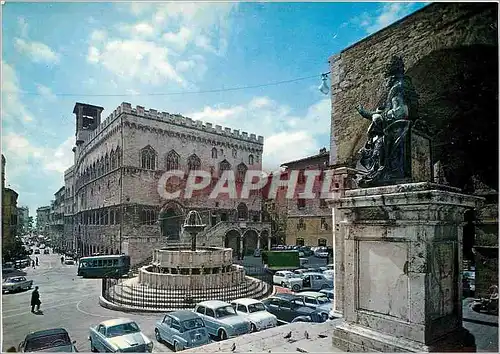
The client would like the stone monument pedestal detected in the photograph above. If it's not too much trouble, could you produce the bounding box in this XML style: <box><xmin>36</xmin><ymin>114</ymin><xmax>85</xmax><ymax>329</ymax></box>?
<box><xmin>330</xmin><ymin>182</ymin><xmax>482</xmax><ymax>352</ymax></box>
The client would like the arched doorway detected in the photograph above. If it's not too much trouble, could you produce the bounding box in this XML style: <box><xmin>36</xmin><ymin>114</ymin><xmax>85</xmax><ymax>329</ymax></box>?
<box><xmin>243</xmin><ymin>229</ymin><xmax>259</xmax><ymax>255</ymax></box>
<box><xmin>260</xmin><ymin>229</ymin><xmax>270</xmax><ymax>250</ymax></box>
<box><xmin>159</xmin><ymin>203</ymin><xmax>183</xmax><ymax>241</ymax></box>
<box><xmin>224</xmin><ymin>230</ymin><xmax>241</xmax><ymax>258</ymax></box>
<box><xmin>237</xmin><ymin>203</ymin><xmax>248</xmax><ymax>220</ymax></box>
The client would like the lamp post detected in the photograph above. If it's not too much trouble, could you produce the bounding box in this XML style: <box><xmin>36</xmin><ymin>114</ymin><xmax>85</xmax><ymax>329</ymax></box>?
<box><xmin>318</xmin><ymin>72</ymin><xmax>331</xmax><ymax>95</ymax></box>
<box><xmin>183</xmin><ymin>211</ymin><xmax>206</xmax><ymax>251</ymax></box>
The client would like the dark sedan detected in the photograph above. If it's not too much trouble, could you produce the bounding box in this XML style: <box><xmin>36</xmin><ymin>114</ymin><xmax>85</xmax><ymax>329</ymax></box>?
<box><xmin>261</xmin><ymin>293</ymin><xmax>328</xmax><ymax>324</ymax></box>
<box><xmin>18</xmin><ymin>328</ymin><xmax>77</xmax><ymax>352</ymax></box>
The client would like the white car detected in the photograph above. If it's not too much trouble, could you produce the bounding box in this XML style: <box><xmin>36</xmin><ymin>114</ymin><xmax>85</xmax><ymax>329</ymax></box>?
<box><xmin>230</xmin><ymin>298</ymin><xmax>277</xmax><ymax>332</ymax></box>
<box><xmin>314</xmin><ymin>247</ymin><xmax>329</xmax><ymax>258</ymax></box>
<box><xmin>323</xmin><ymin>269</ymin><xmax>334</xmax><ymax>279</ymax></box>
<box><xmin>283</xmin><ymin>272</ymin><xmax>334</xmax><ymax>292</ymax></box>
<box><xmin>2</xmin><ymin>276</ymin><xmax>33</xmax><ymax>293</ymax></box>
<box><xmin>273</xmin><ymin>271</ymin><xmax>296</xmax><ymax>286</ymax></box>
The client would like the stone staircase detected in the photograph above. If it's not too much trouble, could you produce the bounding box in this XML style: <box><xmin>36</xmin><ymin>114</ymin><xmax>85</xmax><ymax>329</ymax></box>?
<box><xmin>102</xmin><ymin>276</ymin><xmax>273</xmax><ymax>312</ymax></box>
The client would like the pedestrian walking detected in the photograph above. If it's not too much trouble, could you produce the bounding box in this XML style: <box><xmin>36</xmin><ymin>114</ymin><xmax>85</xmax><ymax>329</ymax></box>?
<box><xmin>61</xmin><ymin>256</ymin><xmax>64</xmax><ymax>264</ymax></box>
<box><xmin>35</xmin><ymin>257</ymin><xmax>39</xmax><ymax>266</ymax></box>
<box><xmin>32</xmin><ymin>260</ymin><xmax>35</xmax><ymax>268</ymax></box>
<box><xmin>31</xmin><ymin>286</ymin><xmax>41</xmax><ymax>313</ymax></box>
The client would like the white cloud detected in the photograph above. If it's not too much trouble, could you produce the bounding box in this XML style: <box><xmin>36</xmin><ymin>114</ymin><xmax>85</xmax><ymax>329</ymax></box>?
<box><xmin>163</xmin><ymin>27</ymin><xmax>192</xmax><ymax>51</ymax></box>
<box><xmin>87</xmin><ymin>38</ymin><xmax>184</xmax><ymax>86</ymax></box>
<box><xmin>352</xmin><ymin>3</ymin><xmax>418</xmax><ymax>34</ymax></box>
<box><xmin>90</xmin><ymin>29</ymin><xmax>107</xmax><ymax>42</ymax></box>
<box><xmin>1</xmin><ymin>61</ymin><xmax>34</xmax><ymax>123</ymax></box>
<box><xmin>188</xmin><ymin>97</ymin><xmax>331</xmax><ymax>171</ymax></box>
<box><xmin>14</xmin><ymin>38</ymin><xmax>60</xmax><ymax>64</ymax></box>
<box><xmin>2</xmin><ymin>133</ymin><xmax>74</xmax><ymax>174</ymax></box>
<box><xmin>35</xmin><ymin>84</ymin><xmax>57</xmax><ymax>101</ymax></box>
<box><xmin>118</xmin><ymin>22</ymin><xmax>156</xmax><ymax>38</ymax></box>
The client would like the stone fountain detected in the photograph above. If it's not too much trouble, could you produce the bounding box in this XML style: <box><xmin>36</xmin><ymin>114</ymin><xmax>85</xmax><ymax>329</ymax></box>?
<box><xmin>101</xmin><ymin>211</ymin><xmax>272</xmax><ymax>312</ymax></box>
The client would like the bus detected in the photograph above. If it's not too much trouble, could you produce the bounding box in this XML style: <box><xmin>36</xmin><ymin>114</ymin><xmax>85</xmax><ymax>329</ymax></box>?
<box><xmin>261</xmin><ymin>250</ymin><xmax>302</xmax><ymax>272</ymax></box>
<box><xmin>77</xmin><ymin>255</ymin><xmax>131</xmax><ymax>278</ymax></box>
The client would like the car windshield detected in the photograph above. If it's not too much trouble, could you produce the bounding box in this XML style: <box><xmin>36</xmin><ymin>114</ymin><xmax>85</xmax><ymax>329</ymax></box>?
<box><xmin>215</xmin><ymin>306</ymin><xmax>237</xmax><ymax>318</ymax></box>
<box><xmin>106</xmin><ymin>322</ymin><xmax>140</xmax><ymax>337</ymax></box>
<box><xmin>248</xmin><ymin>303</ymin><xmax>266</xmax><ymax>313</ymax></box>
<box><xmin>25</xmin><ymin>333</ymin><xmax>71</xmax><ymax>351</ymax></box>
<box><xmin>316</xmin><ymin>296</ymin><xmax>330</xmax><ymax>304</ymax></box>
<box><xmin>182</xmin><ymin>318</ymin><xmax>205</xmax><ymax>330</ymax></box>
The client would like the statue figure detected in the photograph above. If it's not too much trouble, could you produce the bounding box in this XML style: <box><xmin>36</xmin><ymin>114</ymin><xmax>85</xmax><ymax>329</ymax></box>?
<box><xmin>355</xmin><ymin>56</ymin><xmax>420</xmax><ymax>187</ymax></box>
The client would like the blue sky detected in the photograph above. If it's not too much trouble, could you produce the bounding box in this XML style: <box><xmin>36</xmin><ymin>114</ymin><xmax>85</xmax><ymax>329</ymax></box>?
<box><xmin>2</xmin><ymin>1</ymin><xmax>428</xmax><ymax>216</ymax></box>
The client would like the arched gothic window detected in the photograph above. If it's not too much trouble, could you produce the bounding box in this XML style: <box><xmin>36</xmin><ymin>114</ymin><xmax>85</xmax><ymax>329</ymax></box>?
<box><xmin>219</xmin><ymin>159</ymin><xmax>231</xmax><ymax>177</ymax></box>
<box><xmin>110</xmin><ymin>149</ymin><xmax>116</xmax><ymax>169</ymax></box>
<box><xmin>166</xmin><ymin>150</ymin><xmax>179</xmax><ymax>171</ymax></box>
<box><xmin>141</xmin><ymin>145</ymin><xmax>157</xmax><ymax>170</ymax></box>
<box><xmin>187</xmin><ymin>154</ymin><xmax>201</xmax><ymax>172</ymax></box>
<box><xmin>248</xmin><ymin>154</ymin><xmax>254</xmax><ymax>165</ymax></box>
<box><xmin>237</xmin><ymin>162</ymin><xmax>248</xmax><ymax>182</ymax></box>
<box><xmin>211</xmin><ymin>147</ymin><xmax>218</xmax><ymax>158</ymax></box>
<box><xmin>105</xmin><ymin>153</ymin><xmax>110</xmax><ymax>173</ymax></box>
<box><xmin>237</xmin><ymin>203</ymin><xmax>248</xmax><ymax>220</ymax></box>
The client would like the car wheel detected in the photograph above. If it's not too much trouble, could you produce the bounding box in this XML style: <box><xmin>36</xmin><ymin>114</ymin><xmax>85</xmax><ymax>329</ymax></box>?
<box><xmin>292</xmin><ymin>284</ymin><xmax>301</xmax><ymax>292</ymax></box>
<box><xmin>250</xmin><ymin>323</ymin><xmax>258</xmax><ymax>333</ymax></box>
<box><xmin>90</xmin><ymin>339</ymin><xmax>97</xmax><ymax>352</ymax></box>
<box><xmin>155</xmin><ymin>329</ymin><xmax>162</xmax><ymax>343</ymax></box>
<box><xmin>320</xmin><ymin>312</ymin><xmax>329</xmax><ymax>322</ymax></box>
<box><xmin>321</xmin><ymin>284</ymin><xmax>329</xmax><ymax>290</ymax></box>
<box><xmin>281</xmin><ymin>282</ymin><xmax>286</xmax><ymax>287</ymax></box>
<box><xmin>218</xmin><ymin>329</ymin><xmax>228</xmax><ymax>341</ymax></box>
<box><xmin>173</xmin><ymin>340</ymin><xmax>183</xmax><ymax>352</ymax></box>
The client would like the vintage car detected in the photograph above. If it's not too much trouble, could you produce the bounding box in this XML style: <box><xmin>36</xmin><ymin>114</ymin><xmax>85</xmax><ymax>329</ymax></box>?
<box><xmin>154</xmin><ymin>310</ymin><xmax>210</xmax><ymax>351</ymax></box>
<box><xmin>261</xmin><ymin>294</ymin><xmax>328</xmax><ymax>324</ymax></box>
<box><xmin>44</xmin><ymin>249</ymin><xmax>50</xmax><ymax>254</ymax></box>
<box><xmin>314</xmin><ymin>247</ymin><xmax>329</xmax><ymax>258</ymax></box>
<box><xmin>193</xmin><ymin>300</ymin><xmax>251</xmax><ymax>340</ymax></box>
<box><xmin>18</xmin><ymin>328</ymin><xmax>77</xmax><ymax>352</ymax></box>
<box><xmin>319</xmin><ymin>288</ymin><xmax>334</xmax><ymax>300</ymax></box>
<box><xmin>323</xmin><ymin>269</ymin><xmax>334</xmax><ymax>279</ymax></box>
<box><xmin>64</xmin><ymin>258</ymin><xmax>76</xmax><ymax>265</ymax></box>
<box><xmin>89</xmin><ymin>318</ymin><xmax>153</xmax><ymax>353</ymax></box>
<box><xmin>230</xmin><ymin>298</ymin><xmax>277</xmax><ymax>332</ymax></box>
<box><xmin>295</xmin><ymin>291</ymin><xmax>332</xmax><ymax>313</ymax></box>
<box><xmin>3</xmin><ymin>262</ymin><xmax>15</xmax><ymax>273</ymax></box>
<box><xmin>34</xmin><ymin>249</ymin><xmax>40</xmax><ymax>254</ymax></box>
<box><xmin>283</xmin><ymin>272</ymin><xmax>333</xmax><ymax>292</ymax></box>
<box><xmin>2</xmin><ymin>276</ymin><xmax>33</xmax><ymax>293</ymax></box>
<box><xmin>273</xmin><ymin>270</ymin><xmax>296</xmax><ymax>286</ymax></box>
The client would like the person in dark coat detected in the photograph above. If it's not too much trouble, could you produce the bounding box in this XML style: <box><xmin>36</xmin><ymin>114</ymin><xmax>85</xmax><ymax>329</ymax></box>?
<box><xmin>31</xmin><ymin>286</ymin><xmax>41</xmax><ymax>313</ymax></box>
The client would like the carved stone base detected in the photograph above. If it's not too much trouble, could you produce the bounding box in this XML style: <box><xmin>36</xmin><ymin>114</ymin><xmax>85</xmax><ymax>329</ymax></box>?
<box><xmin>332</xmin><ymin>322</ymin><xmax>476</xmax><ymax>352</ymax></box>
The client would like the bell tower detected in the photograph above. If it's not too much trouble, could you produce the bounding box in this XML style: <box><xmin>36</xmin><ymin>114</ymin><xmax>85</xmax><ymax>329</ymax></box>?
<box><xmin>73</xmin><ymin>102</ymin><xmax>104</xmax><ymax>146</ymax></box>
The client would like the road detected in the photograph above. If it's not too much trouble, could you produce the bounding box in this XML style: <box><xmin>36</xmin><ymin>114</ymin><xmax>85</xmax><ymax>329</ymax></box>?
<box><xmin>2</xmin><ymin>251</ymin><xmax>175</xmax><ymax>352</ymax></box>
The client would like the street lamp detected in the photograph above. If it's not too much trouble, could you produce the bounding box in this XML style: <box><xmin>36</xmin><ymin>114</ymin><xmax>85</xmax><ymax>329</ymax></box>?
<box><xmin>318</xmin><ymin>72</ymin><xmax>331</xmax><ymax>95</ymax></box>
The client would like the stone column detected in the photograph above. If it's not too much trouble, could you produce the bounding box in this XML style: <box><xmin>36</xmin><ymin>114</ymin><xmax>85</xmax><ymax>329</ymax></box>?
<box><xmin>257</xmin><ymin>236</ymin><xmax>261</xmax><ymax>249</ymax></box>
<box><xmin>330</xmin><ymin>182</ymin><xmax>482</xmax><ymax>352</ymax></box>
<box><xmin>239</xmin><ymin>237</ymin><xmax>244</xmax><ymax>259</ymax></box>
<box><xmin>327</xmin><ymin>166</ymin><xmax>358</xmax><ymax>317</ymax></box>
<box><xmin>267</xmin><ymin>237</ymin><xmax>271</xmax><ymax>250</ymax></box>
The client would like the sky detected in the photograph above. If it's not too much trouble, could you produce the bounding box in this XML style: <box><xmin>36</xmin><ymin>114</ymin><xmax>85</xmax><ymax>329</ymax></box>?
<box><xmin>2</xmin><ymin>1</ymin><xmax>428</xmax><ymax>216</ymax></box>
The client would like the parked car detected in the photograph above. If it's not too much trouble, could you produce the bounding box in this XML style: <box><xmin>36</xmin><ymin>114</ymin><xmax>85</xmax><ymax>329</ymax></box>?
<box><xmin>34</xmin><ymin>249</ymin><xmax>40</xmax><ymax>255</ymax></box>
<box><xmin>323</xmin><ymin>269</ymin><xmax>334</xmax><ymax>279</ymax></box>
<box><xmin>3</xmin><ymin>262</ymin><xmax>15</xmax><ymax>273</ymax></box>
<box><xmin>319</xmin><ymin>288</ymin><xmax>334</xmax><ymax>301</ymax></box>
<box><xmin>299</xmin><ymin>246</ymin><xmax>313</xmax><ymax>257</ymax></box>
<box><xmin>2</xmin><ymin>276</ymin><xmax>33</xmax><ymax>293</ymax></box>
<box><xmin>230</xmin><ymin>298</ymin><xmax>277</xmax><ymax>332</ymax></box>
<box><xmin>18</xmin><ymin>328</ymin><xmax>77</xmax><ymax>352</ymax></box>
<box><xmin>89</xmin><ymin>318</ymin><xmax>153</xmax><ymax>353</ymax></box>
<box><xmin>283</xmin><ymin>272</ymin><xmax>333</xmax><ymax>292</ymax></box>
<box><xmin>193</xmin><ymin>300</ymin><xmax>251</xmax><ymax>340</ymax></box>
<box><xmin>273</xmin><ymin>270</ymin><xmax>296</xmax><ymax>286</ymax></box>
<box><xmin>28</xmin><ymin>249</ymin><xmax>34</xmax><ymax>255</ymax></box>
<box><xmin>64</xmin><ymin>258</ymin><xmax>76</xmax><ymax>265</ymax></box>
<box><xmin>293</xmin><ymin>269</ymin><xmax>309</xmax><ymax>277</ymax></box>
<box><xmin>155</xmin><ymin>310</ymin><xmax>210</xmax><ymax>351</ymax></box>
<box><xmin>261</xmin><ymin>294</ymin><xmax>328</xmax><ymax>324</ymax></box>
<box><xmin>253</xmin><ymin>249</ymin><xmax>262</xmax><ymax>257</ymax></box>
<box><xmin>295</xmin><ymin>291</ymin><xmax>332</xmax><ymax>314</ymax></box>
<box><xmin>44</xmin><ymin>249</ymin><xmax>50</xmax><ymax>255</ymax></box>
<box><xmin>314</xmin><ymin>247</ymin><xmax>329</xmax><ymax>258</ymax></box>
<box><xmin>326</xmin><ymin>264</ymin><xmax>334</xmax><ymax>270</ymax></box>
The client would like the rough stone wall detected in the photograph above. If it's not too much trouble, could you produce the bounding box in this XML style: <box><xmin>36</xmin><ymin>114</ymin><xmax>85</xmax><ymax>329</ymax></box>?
<box><xmin>329</xmin><ymin>2</ymin><xmax>498</xmax><ymax>166</ymax></box>
<box><xmin>286</xmin><ymin>216</ymin><xmax>332</xmax><ymax>247</ymax></box>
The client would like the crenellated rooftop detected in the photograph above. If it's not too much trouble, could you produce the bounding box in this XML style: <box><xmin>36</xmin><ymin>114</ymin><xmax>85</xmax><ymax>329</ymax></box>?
<box><xmin>85</xmin><ymin>102</ymin><xmax>264</xmax><ymax>145</ymax></box>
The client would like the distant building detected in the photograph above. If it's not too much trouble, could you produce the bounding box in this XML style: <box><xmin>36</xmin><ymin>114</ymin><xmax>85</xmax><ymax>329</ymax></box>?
<box><xmin>62</xmin><ymin>102</ymin><xmax>270</xmax><ymax>264</ymax></box>
<box><xmin>2</xmin><ymin>155</ymin><xmax>19</xmax><ymax>243</ymax></box>
<box><xmin>36</xmin><ymin>206</ymin><xmax>51</xmax><ymax>234</ymax></box>
<box><xmin>48</xmin><ymin>187</ymin><xmax>65</xmax><ymax>249</ymax></box>
<box><xmin>280</xmin><ymin>148</ymin><xmax>332</xmax><ymax>247</ymax></box>
<box><xmin>17</xmin><ymin>206</ymin><xmax>29</xmax><ymax>233</ymax></box>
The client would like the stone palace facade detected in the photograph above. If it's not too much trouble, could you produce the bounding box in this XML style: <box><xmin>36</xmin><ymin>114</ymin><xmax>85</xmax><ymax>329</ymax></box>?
<box><xmin>63</xmin><ymin>102</ymin><xmax>271</xmax><ymax>265</ymax></box>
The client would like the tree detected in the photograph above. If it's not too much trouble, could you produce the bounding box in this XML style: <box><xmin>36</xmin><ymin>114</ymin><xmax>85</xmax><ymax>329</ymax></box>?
<box><xmin>2</xmin><ymin>238</ymin><xmax>28</xmax><ymax>262</ymax></box>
